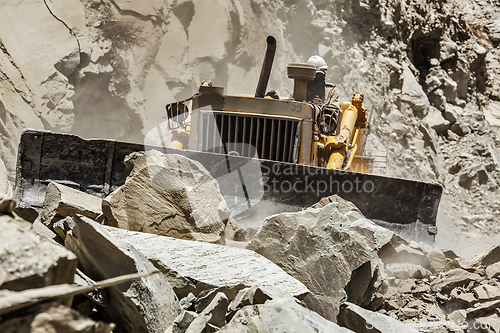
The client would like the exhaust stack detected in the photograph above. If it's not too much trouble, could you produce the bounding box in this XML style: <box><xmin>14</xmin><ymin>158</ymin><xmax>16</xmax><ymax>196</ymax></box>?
<box><xmin>255</xmin><ymin>36</ymin><xmax>276</xmax><ymax>98</ymax></box>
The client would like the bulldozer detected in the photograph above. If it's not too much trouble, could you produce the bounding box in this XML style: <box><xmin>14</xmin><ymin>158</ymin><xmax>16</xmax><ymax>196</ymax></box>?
<box><xmin>166</xmin><ymin>36</ymin><xmax>374</xmax><ymax>173</ymax></box>
<box><xmin>14</xmin><ymin>36</ymin><xmax>442</xmax><ymax>242</ymax></box>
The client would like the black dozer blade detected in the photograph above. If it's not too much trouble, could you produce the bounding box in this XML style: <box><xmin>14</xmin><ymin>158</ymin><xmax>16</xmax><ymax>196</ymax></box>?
<box><xmin>14</xmin><ymin>129</ymin><xmax>442</xmax><ymax>243</ymax></box>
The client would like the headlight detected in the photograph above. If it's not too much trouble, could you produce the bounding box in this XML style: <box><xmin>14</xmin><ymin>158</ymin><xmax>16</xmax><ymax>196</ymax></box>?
<box><xmin>317</xmin><ymin>106</ymin><xmax>340</xmax><ymax>135</ymax></box>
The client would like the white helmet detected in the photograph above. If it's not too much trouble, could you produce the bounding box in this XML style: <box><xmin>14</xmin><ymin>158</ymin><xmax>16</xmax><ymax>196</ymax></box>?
<box><xmin>307</xmin><ymin>55</ymin><xmax>328</xmax><ymax>74</ymax></box>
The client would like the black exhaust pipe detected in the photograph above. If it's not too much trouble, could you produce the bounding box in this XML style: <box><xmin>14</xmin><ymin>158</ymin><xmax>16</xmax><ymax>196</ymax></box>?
<box><xmin>255</xmin><ymin>36</ymin><xmax>276</xmax><ymax>98</ymax></box>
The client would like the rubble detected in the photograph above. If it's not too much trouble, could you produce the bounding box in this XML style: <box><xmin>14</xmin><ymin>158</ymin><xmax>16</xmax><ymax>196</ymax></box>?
<box><xmin>4</xmin><ymin>171</ymin><xmax>500</xmax><ymax>332</ymax></box>
<box><xmin>102</xmin><ymin>151</ymin><xmax>231</xmax><ymax>244</ymax></box>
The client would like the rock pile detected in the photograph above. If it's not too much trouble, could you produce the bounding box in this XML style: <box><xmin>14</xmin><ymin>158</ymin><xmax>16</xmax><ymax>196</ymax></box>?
<box><xmin>3</xmin><ymin>150</ymin><xmax>500</xmax><ymax>332</ymax></box>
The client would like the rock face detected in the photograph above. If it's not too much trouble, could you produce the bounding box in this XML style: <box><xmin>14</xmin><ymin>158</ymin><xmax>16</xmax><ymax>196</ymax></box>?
<box><xmin>103</xmin><ymin>225</ymin><xmax>310</xmax><ymax>300</ymax></box>
<box><xmin>0</xmin><ymin>215</ymin><xmax>77</xmax><ymax>291</ymax></box>
<box><xmin>65</xmin><ymin>215</ymin><xmax>181</xmax><ymax>333</ymax></box>
<box><xmin>102</xmin><ymin>150</ymin><xmax>231</xmax><ymax>244</ymax></box>
<box><xmin>246</xmin><ymin>201</ymin><xmax>394</xmax><ymax>321</ymax></box>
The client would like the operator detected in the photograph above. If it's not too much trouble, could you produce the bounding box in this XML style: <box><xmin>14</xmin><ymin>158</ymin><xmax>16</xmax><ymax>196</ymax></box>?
<box><xmin>306</xmin><ymin>55</ymin><xmax>342</xmax><ymax>134</ymax></box>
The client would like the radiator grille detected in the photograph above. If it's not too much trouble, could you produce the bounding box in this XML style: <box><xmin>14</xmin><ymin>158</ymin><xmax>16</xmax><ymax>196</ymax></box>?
<box><xmin>201</xmin><ymin>112</ymin><xmax>302</xmax><ymax>163</ymax></box>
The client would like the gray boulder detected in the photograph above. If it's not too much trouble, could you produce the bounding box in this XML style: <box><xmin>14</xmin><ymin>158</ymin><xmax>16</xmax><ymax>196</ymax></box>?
<box><xmin>423</xmin><ymin>107</ymin><xmax>450</xmax><ymax>135</ymax></box>
<box><xmin>227</xmin><ymin>285</ymin><xmax>292</xmax><ymax>321</ymax></box>
<box><xmin>103</xmin><ymin>226</ymin><xmax>309</xmax><ymax>300</ymax></box>
<box><xmin>430</xmin><ymin>268</ymin><xmax>482</xmax><ymax>293</ymax></box>
<box><xmin>440</xmin><ymin>40</ymin><xmax>458</xmax><ymax>62</ymax></box>
<box><xmin>337</xmin><ymin>302</ymin><xmax>419</xmax><ymax>333</ymax></box>
<box><xmin>185</xmin><ymin>292</ymin><xmax>228</xmax><ymax>332</ymax></box>
<box><xmin>102</xmin><ymin>150</ymin><xmax>231</xmax><ymax>244</ymax></box>
<box><xmin>401</xmin><ymin>63</ymin><xmax>430</xmax><ymax>118</ymax></box>
<box><xmin>40</xmin><ymin>182</ymin><xmax>102</xmax><ymax>228</ymax></box>
<box><xmin>0</xmin><ymin>215</ymin><xmax>77</xmax><ymax>291</ymax></box>
<box><xmin>219</xmin><ymin>298</ymin><xmax>354</xmax><ymax>333</ymax></box>
<box><xmin>65</xmin><ymin>215</ymin><xmax>181</xmax><ymax>333</ymax></box>
<box><xmin>470</xmin><ymin>245</ymin><xmax>500</xmax><ymax>267</ymax></box>
<box><xmin>385</xmin><ymin>263</ymin><xmax>432</xmax><ymax>280</ymax></box>
<box><xmin>168</xmin><ymin>310</ymin><xmax>198</xmax><ymax>333</ymax></box>
<box><xmin>246</xmin><ymin>201</ymin><xmax>394</xmax><ymax>321</ymax></box>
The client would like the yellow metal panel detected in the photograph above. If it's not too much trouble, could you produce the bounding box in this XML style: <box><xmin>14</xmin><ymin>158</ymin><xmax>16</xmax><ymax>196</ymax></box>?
<box><xmin>349</xmin><ymin>156</ymin><xmax>374</xmax><ymax>173</ymax></box>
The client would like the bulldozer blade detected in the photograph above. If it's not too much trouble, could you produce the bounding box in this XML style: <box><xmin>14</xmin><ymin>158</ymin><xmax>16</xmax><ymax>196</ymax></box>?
<box><xmin>14</xmin><ymin>130</ymin><xmax>442</xmax><ymax>242</ymax></box>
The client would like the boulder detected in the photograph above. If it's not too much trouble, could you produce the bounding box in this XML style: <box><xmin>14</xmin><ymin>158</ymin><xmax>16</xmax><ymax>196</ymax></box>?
<box><xmin>484</xmin><ymin>101</ymin><xmax>500</xmax><ymax>128</ymax></box>
<box><xmin>387</xmin><ymin>109</ymin><xmax>410</xmax><ymax>136</ymax></box>
<box><xmin>466</xmin><ymin>299</ymin><xmax>500</xmax><ymax>319</ymax></box>
<box><xmin>470</xmin><ymin>245</ymin><xmax>500</xmax><ymax>267</ymax></box>
<box><xmin>32</xmin><ymin>220</ymin><xmax>61</xmax><ymax>243</ymax></box>
<box><xmin>65</xmin><ymin>215</ymin><xmax>182</xmax><ymax>333</ymax></box>
<box><xmin>180</xmin><ymin>293</ymin><xmax>196</xmax><ymax>310</ymax></box>
<box><xmin>185</xmin><ymin>292</ymin><xmax>228</xmax><ymax>332</ymax></box>
<box><xmin>219</xmin><ymin>298</ymin><xmax>355</xmax><ymax>333</ymax></box>
<box><xmin>430</xmin><ymin>268</ymin><xmax>482</xmax><ymax>293</ymax></box>
<box><xmin>193</xmin><ymin>287</ymin><xmax>236</xmax><ymax>313</ymax></box>
<box><xmin>385</xmin><ymin>263</ymin><xmax>432</xmax><ymax>279</ymax></box>
<box><xmin>227</xmin><ymin>285</ymin><xmax>291</xmax><ymax>321</ymax></box>
<box><xmin>14</xmin><ymin>206</ymin><xmax>39</xmax><ymax>223</ymax></box>
<box><xmin>419</xmin><ymin>123</ymin><xmax>439</xmax><ymax>154</ymax></box>
<box><xmin>450</xmin><ymin>120</ymin><xmax>472</xmax><ymax>136</ymax></box>
<box><xmin>442</xmin><ymin>249</ymin><xmax>460</xmax><ymax>260</ymax></box>
<box><xmin>394</xmin><ymin>244</ymin><xmax>431</xmax><ymax>269</ymax></box>
<box><xmin>53</xmin><ymin>216</ymin><xmax>76</xmax><ymax>240</ymax></box>
<box><xmin>103</xmin><ymin>226</ymin><xmax>309</xmax><ymax>300</ymax></box>
<box><xmin>311</xmin><ymin>194</ymin><xmax>364</xmax><ymax>215</ymax></box>
<box><xmin>401</xmin><ymin>63</ymin><xmax>430</xmax><ymax>117</ymax></box>
<box><xmin>486</xmin><ymin>262</ymin><xmax>500</xmax><ymax>279</ymax></box>
<box><xmin>345</xmin><ymin>258</ymin><xmax>387</xmax><ymax>309</ymax></box>
<box><xmin>423</xmin><ymin>107</ymin><xmax>450</xmax><ymax>135</ymax></box>
<box><xmin>440</xmin><ymin>40</ymin><xmax>458</xmax><ymax>62</ymax></box>
<box><xmin>425</xmin><ymin>67</ymin><xmax>458</xmax><ymax>105</ymax></box>
<box><xmin>0</xmin><ymin>215</ymin><xmax>76</xmax><ymax>291</ymax></box>
<box><xmin>426</xmin><ymin>248</ymin><xmax>447</xmax><ymax>273</ymax></box>
<box><xmin>246</xmin><ymin>201</ymin><xmax>394</xmax><ymax>321</ymax></box>
<box><xmin>473</xmin><ymin>284</ymin><xmax>500</xmax><ymax>302</ymax></box>
<box><xmin>443</xmin><ymin>104</ymin><xmax>462</xmax><ymax>124</ymax></box>
<box><xmin>449</xmin><ymin>287</ymin><xmax>477</xmax><ymax>308</ymax></box>
<box><xmin>337</xmin><ymin>302</ymin><xmax>419</xmax><ymax>333</ymax></box>
<box><xmin>40</xmin><ymin>182</ymin><xmax>102</xmax><ymax>228</ymax></box>
<box><xmin>102</xmin><ymin>151</ymin><xmax>231</xmax><ymax>244</ymax></box>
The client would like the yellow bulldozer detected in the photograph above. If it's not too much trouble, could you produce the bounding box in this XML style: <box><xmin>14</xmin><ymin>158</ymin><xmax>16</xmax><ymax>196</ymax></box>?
<box><xmin>14</xmin><ymin>36</ymin><xmax>442</xmax><ymax>242</ymax></box>
<box><xmin>166</xmin><ymin>36</ymin><xmax>374</xmax><ymax>174</ymax></box>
